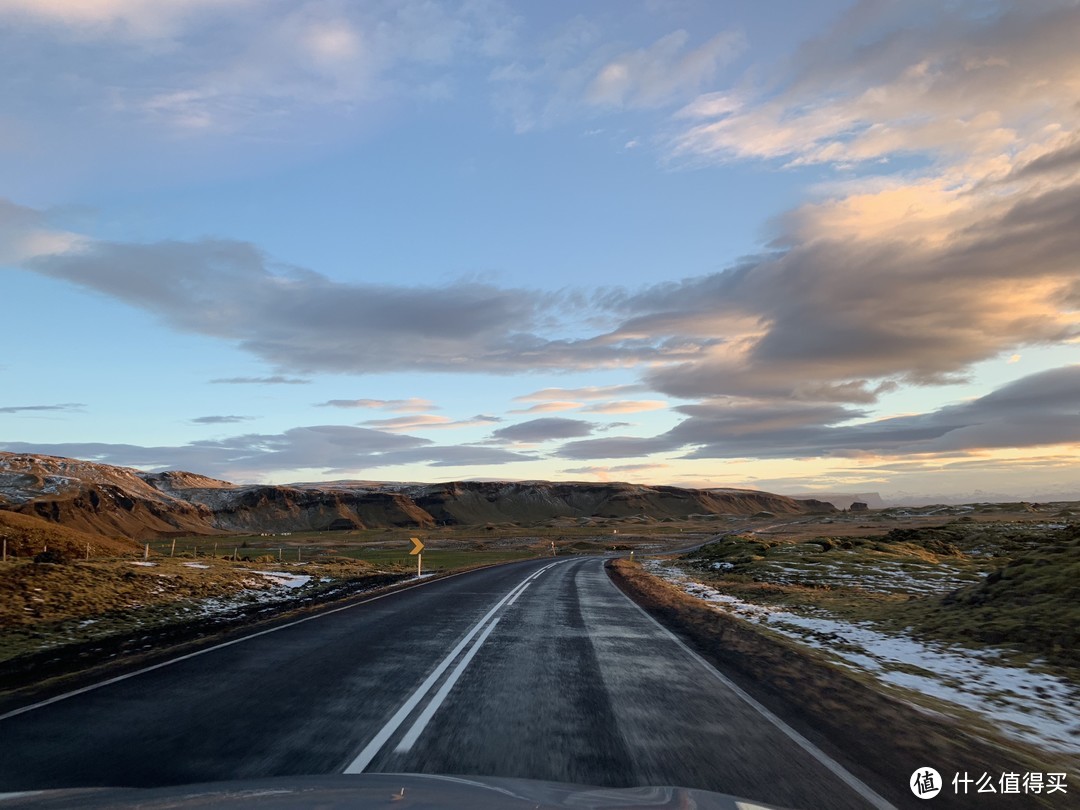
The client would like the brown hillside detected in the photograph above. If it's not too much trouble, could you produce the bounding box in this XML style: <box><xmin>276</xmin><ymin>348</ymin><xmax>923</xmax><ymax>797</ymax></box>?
<box><xmin>1</xmin><ymin>452</ymin><xmax>835</xmax><ymax>539</ymax></box>
<box><xmin>0</xmin><ymin>453</ymin><xmax>219</xmax><ymax>539</ymax></box>
<box><xmin>0</xmin><ymin>510</ymin><xmax>139</xmax><ymax>558</ymax></box>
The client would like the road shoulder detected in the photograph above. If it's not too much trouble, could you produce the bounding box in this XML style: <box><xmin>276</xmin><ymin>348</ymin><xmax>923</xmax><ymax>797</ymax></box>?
<box><xmin>605</xmin><ymin>558</ymin><xmax>1066</xmax><ymax>810</ymax></box>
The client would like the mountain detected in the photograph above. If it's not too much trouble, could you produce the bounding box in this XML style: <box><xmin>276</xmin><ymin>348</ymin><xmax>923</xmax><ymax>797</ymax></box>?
<box><xmin>0</xmin><ymin>453</ymin><xmax>836</xmax><ymax>540</ymax></box>
<box><xmin>783</xmin><ymin>492</ymin><xmax>888</xmax><ymax>510</ymax></box>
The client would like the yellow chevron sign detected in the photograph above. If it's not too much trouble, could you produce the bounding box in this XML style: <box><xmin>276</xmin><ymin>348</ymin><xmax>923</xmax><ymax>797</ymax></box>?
<box><xmin>409</xmin><ymin>537</ymin><xmax>425</xmax><ymax>556</ymax></box>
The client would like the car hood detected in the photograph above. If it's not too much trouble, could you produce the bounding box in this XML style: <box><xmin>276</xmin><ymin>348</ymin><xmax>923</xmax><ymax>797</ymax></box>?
<box><xmin>0</xmin><ymin>773</ymin><xmax>789</xmax><ymax>809</ymax></box>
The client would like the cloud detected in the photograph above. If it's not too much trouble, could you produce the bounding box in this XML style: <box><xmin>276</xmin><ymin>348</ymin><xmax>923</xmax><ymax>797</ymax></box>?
<box><xmin>645</xmin><ymin>2</ymin><xmax>1080</xmax><ymax>409</ymax></box>
<box><xmin>0</xmin><ymin>424</ymin><xmax>535</xmax><ymax>481</ymax></box>
<box><xmin>581</xmin><ymin>399</ymin><xmax>667</xmax><ymax>414</ymax></box>
<box><xmin>210</xmin><ymin>376</ymin><xmax>310</xmax><ymax>385</ymax></box>
<box><xmin>596</xmin><ymin>421</ymin><xmax>632</xmax><ymax>432</ymax></box>
<box><xmin>0</xmin><ymin>0</ymin><xmax>240</xmax><ymax>39</ymax></box>
<box><xmin>492</xmin><ymin>21</ymin><xmax>742</xmax><ymax>132</ymax></box>
<box><xmin>20</xmin><ymin>234</ymin><xmax>701</xmax><ymax>375</ymax></box>
<box><xmin>586</xmin><ymin>29</ymin><xmax>744</xmax><ymax>109</ymax></box>
<box><xmin>0</xmin><ymin>0</ymin><xmax>521</xmax><ymax>140</ymax></box>
<box><xmin>513</xmin><ymin>384</ymin><xmax>645</xmax><ymax>402</ymax></box>
<box><xmin>190</xmin><ymin>415</ymin><xmax>253</xmax><ymax>425</ymax></box>
<box><xmin>318</xmin><ymin>398</ymin><xmax>436</xmax><ymax>412</ymax></box>
<box><xmin>671</xmin><ymin>3</ymin><xmax>1080</xmax><ymax>169</ymax></box>
<box><xmin>600</xmin><ymin>167</ymin><xmax>1080</xmax><ymax>402</ymax></box>
<box><xmin>0</xmin><ymin>402</ymin><xmax>85</xmax><ymax>414</ymax></box>
<box><xmin>491</xmin><ymin>417</ymin><xmax>595</xmax><ymax>443</ymax></box>
<box><xmin>559</xmin><ymin>365</ymin><xmax>1080</xmax><ymax>461</ymax></box>
<box><xmin>509</xmin><ymin>401</ymin><xmax>583</xmax><ymax>414</ymax></box>
<box><xmin>557</xmin><ymin>434</ymin><xmax>672</xmax><ymax>460</ymax></box>
<box><xmin>358</xmin><ymin>414</ymin><xmax>498</xmax><ymax>432</ymax></box>
<box><xmin>562</xmin><ymin>462</ymin><xmax>670</xmax><ymax>480</ymax></box>
<box><xmin>0</xmin><ymin>199</ymin><xmax>85</xmax><ymax>263</ymax></box>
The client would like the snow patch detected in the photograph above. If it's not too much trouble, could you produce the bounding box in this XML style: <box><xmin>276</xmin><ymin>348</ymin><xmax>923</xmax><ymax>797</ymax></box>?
<box><xmin>645</xmin><ymin>561</ymin><xmax>1080</xmax><ymax>754</ymax></box>
<box><xmin>250</xmin><ymin>571</ymin><xmax>312</xmax><ymax>589</ymax></box>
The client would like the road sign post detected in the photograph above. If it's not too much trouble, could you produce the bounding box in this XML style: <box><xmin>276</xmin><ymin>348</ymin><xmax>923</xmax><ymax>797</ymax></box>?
<box><xmin>409</xmin><ymin>536</ymin><xmax>425</xmax><ymax>577</ymax></box>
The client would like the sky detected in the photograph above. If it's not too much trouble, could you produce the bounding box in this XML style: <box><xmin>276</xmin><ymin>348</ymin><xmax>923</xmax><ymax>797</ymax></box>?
<box><xmin>1</xmin><ymin>0</ymin><xmax>1079</xmax><ymax>501</ymax></box>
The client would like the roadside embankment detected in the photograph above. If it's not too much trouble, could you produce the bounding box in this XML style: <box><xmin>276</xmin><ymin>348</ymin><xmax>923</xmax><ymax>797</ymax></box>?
<box><xmin>606</xmin><ymin>557</ymin><xmax>1072</xmax><ymax>809</ymax></box>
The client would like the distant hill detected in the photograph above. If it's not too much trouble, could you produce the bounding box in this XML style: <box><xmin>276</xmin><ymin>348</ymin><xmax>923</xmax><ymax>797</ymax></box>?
<box><xmin>784</xmin><ymin>492</ymin><xmax>888</xmax><ymax>510</ymax></box>
<box><xmin>0</xmin><ymin>452</ymin><xmax>836</xmax><ymax>539</ymax></box>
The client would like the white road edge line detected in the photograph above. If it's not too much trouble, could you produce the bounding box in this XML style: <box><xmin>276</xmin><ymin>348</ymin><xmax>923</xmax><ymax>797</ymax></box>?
<box><xmin>605</xmin><ymin>561</ymin><xmax>897</xmax><ymax>810</ymax></box>
<box><xmin>343</xmin><ymin>561</ymin><xmax>562</xmax><ymax>773</ymax></box>
<box><xmin>394</xmin><ymin>617</ymin><xmax>501</xmax><ymax>753</ymax></box>
<box><xmin>0</xmin><ymin>560</ymin><xmax>549</xmax><ymax>724</ymax></box>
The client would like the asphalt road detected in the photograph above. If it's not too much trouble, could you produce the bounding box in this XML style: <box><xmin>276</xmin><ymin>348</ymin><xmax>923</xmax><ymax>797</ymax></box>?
<box><xmin>0</xmin><ymin>557</ymin><xmax>894</xmax><ymax>809</ymax></box>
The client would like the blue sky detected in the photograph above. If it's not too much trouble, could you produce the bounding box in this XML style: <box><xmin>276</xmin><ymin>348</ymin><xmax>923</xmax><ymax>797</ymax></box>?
<box><xmin>2</xmin><ymin>0</ymin><xmax>1079</xmax><ymax>500</ymax></box>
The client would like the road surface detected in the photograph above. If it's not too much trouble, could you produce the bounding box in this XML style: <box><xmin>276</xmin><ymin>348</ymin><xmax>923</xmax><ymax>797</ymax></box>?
<box><xmin>0</xmin><ymin>557</ymin><xmax>893</xmax><ymax>809</ymax></box>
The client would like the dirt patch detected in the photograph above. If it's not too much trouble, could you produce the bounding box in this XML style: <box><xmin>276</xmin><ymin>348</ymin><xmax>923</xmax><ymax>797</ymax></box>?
<box><xmin>606</xmin><ymin>558</ymin><xmax>1068</xmax><ymax>809</ymax></box>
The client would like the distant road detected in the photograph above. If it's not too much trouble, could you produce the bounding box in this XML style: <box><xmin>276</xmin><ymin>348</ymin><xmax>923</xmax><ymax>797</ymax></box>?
<box><xmin>0</xmin><ymin>558</ymin><xmax>892</xmax><ymax>809</ymax></box>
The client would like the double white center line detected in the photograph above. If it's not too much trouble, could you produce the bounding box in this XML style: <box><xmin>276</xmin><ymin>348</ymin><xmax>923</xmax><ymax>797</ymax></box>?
<box><xmin>342</xmin><ymin>561</ymin><xmax>562</xmax><ymax>773</ymax></box>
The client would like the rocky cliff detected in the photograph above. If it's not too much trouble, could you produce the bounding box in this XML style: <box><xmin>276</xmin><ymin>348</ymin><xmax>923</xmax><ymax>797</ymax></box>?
<box><xmin>0</xmin><ymin>452</ymin><xmax>835</xmax><ymax>539</ymax></box>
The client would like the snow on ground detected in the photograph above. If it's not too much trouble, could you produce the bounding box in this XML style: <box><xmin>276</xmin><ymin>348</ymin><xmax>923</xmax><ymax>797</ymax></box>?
<box><xmin>250</xmin><ymin>571</ymin><xmax>312</xmax><ymax>588</ymax></box>
<box><xmin>645</xmin><ymin>561</ymin><xmax>1080</xmax><ymax>754</ymax></box>
<box><xmin>762</xmin><ymin>560</ymin><xmax>976</xmax><ymax>595</ymax></box>
<box><xmin>183</xmin><ymin>571</ymin><xmax>317</xmax><ymax>619</ymax></box>
<box><xmin>182</xmin><ymin>562</ymin><xmax>210</xmax><ymax>569</ymax></box>
<box><xmin>128</xmin><ymin>561</ymin><xmax>157</xmax><ymax>567</ymax></box>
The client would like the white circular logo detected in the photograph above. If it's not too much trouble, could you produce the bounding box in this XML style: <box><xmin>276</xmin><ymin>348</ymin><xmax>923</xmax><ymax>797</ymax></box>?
<box><xmin>911</xmin><ymin>767</ymin><xmax>942</xmax><ymax>799</ymax></box>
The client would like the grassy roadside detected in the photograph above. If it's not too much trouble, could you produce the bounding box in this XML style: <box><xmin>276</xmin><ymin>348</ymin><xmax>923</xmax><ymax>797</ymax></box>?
<box><xmin>606</xmin><ymin>557</ymin><xmax>1069</xmax><ymax>810</ymax></box>
<box><xmin>680</xmin><ymin>521</ymin><xmax>1080</xmax><ymax>671</ymax></box>
<box><xmin>0</xmin><ymin>546</ymin><xmax>542</xmax><ymax>697</ymax></box>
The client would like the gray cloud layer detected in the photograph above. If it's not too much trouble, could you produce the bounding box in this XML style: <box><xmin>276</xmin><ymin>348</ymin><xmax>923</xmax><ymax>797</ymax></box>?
<box><xmin>0</xmin><ymin>403</ymin><xmax>85</xmax><ymax>414</ymax></box>
<box><xmin>26</xmin><ymin>238</ymin><xmax>653</xmax><ymax>374</ymax></box>
<box><xmin>210</xmin><ymin>376</ymin><xmax>310</xmax><ymax>385</ymax></box>
<box><xmin>559</xmin><ymin>366</ymin><xmax>1080</xmax><ymax>460</ymax></box>
<box><xmin>0</xmin><ymin>424</ymin><xmax>536</xmax><ymax>480</ymax></box>
<box><xmin>491</xmin><ymin>417</ymin><xmax>595</xmax><ymax>443</ymax></box>
<box><xmin>190</xmin><ymin>415</ymin><xmax>253</xmax><ymax>425</ymax></box>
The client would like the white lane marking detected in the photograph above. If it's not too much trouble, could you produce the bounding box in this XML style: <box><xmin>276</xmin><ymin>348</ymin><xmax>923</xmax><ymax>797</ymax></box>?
<box><xmin>343</xmin><ymin>561</ymin><xmax>563</xmax><ymax>773</ymax></box>
<box><xmin>0</xmin><ymin>561</ymin><xmax>548</xmax><ymax>724</ymax></box>
<box><xmin>505</xmin><ymin>581</ymin><xmax>531</xmax><ymax>606</ymax></box>
<box><xmin>604</xmin><ymin>561</ymin><xmax>897</xmax><ymax>810</ymax></box>
<box><xmin>394</xmin><ymin>617</ymin><xmax>501</xmax><ymax>753</ymax></box>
